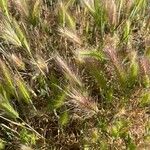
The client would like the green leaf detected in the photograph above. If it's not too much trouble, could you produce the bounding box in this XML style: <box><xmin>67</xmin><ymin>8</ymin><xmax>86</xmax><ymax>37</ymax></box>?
<box><xmin>0</xmin><ymin>0</ymin><xmax>9</xmax><ymax>19</ymax></box>
<box><xmin>0</xmin><ymin>139</ymin><xmax>5</xmax><ymax>150</ymax></box>
<box><xmin>52</xmin><ymin>92</ymin><xmax>66</xmax><ymax>109</ymax></box>
<box><xmin>140</xmin><ymin>92</ymin><xmax>150</xmax><ymax>107</ymax></box>
<box><xmin>59</xmin><ymin>111</ymin><xmax>69</xmax><ymax>126</ymax></box>
<box><xmin>143</xmin><ymin>75</ymin><xmax>150</xmax><ymax>88</ymax></box>
<box><xmin>20</xmin><ymin>128</ymin><xmax>36</xmax><ymax>145</ymax></box>
<box><xmin>58</xmin><ymin>1</ymin><xmax>75</xmax><ymax>29</ymax></box>
<box><xmin>76</xmin><ymin>49</ymin><xmax>105</xmax><ymax>62</ymax></box>
<box><xmin>65</xmin><ymin>12</ymin><xmax>76</xmax><ymax>29</ymax></box>
<box><xmin>129</xmin><ymin>0</ymin><xmax>146</xmax><ymax>19</ymax></box>
<box><xmin>122</xmin><ymin>20</ymin><xmax>131</xmax><ymax>43</ymax></box>
<box><xmin>128</xmin><ymin>51</ymin><xmax>139</xmax><ymax>86</ymax></box>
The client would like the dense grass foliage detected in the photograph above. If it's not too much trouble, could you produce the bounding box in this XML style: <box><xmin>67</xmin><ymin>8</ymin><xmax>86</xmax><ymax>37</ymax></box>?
<box><xmin>0</xmin><ymin>0</ymin><xmax>149</xmax><ymax>149</ymax></box>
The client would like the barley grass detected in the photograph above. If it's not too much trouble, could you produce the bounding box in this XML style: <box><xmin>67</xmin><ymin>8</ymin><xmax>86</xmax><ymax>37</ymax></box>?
<box><xmin>0</xmin><ymin>0</ymin><xmax>149</xmax><ymax>149</ymax></box>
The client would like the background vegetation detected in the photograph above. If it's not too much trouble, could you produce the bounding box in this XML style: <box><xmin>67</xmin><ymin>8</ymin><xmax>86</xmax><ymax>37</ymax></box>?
<box><xmin>0</xmin><ymin>0</ymin><xmax>149</xmax><ymax>149</ymax></box>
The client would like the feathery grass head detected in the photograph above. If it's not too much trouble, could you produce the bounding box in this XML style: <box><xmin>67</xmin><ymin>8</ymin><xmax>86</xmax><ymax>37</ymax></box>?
<box><xmin>0</xmin><ymin>0</ymin><xmax>149</xmax><ymax>149</ymax></box>
<box><xmin>75</xmin><ymin>48</ymin><xmax>105</xmax><ymax>63</ymax></box>
<box><xmin>58</xmin><ymin>27</ymin><xmax>82</xmax><ymax>45</ymax></box>
<box><xmin>104</xmin><ymin>43</ymin><xmax>126</xmax><ymax>84</ymax></box>
<box><xmin>55</xmin><ymin>55</ymin><xmax>82</xmax><ymax>87</ymax></box>
<box><xmin>11</xmin><ymin>54</ymin><xmax>25</xmax><ymax>70</ymax></box>
<box><xmin>58</xmin><ymin>1</ymin><xmax>76</xmax><ymax>29</ymax></box>
<box><xmin>0</xmin><ymin>90</ymin><xmax>19</xmax><ymax>119</ymax></box>
<box><xmin>128</xmin><ymin>51</ymin><xmax>139</xmax><ymax>85</ymax></box>
<box><xmin>0</xmin><ymin>18</ymin><xmax>22</xmax><ymax>47</ymax></box>
<box><xmin>0</xmin><ymin>59</ymin><xmax>14</xmax><ymax>92</ymax></box>
<box><xmin>140</xmin><ymin>57</ymin><xmax>150</xmax><ymax>87</ymax></box>
<box><xmin>0</xmin><ymin>18</ymin><xmax>31</xmax><ymax>56</ymax></box>
<box><xmin>102</xmin><ymin>0</ymin><xmax>117</xmax><ymax>26</ymax></box>
<box><xmin>14</xmin><ymin>75</ymin><xmax>32</xmax><ymax>104</ymax></box>
<box><xmin>13</xmin><ymin>0</ymin><xmax>29</xmax><ymax>17</ymax></box>
<box><xmin>13</xmin><ymin>0</ymin><xmax>41</xmax><ymax>26</ymax></box>
<box><xmin>82</xmin><ymin>0</ymin><xmax>95</xmax><ymax>14</ymax></box>
<box><xmin>140</xmin><ymin>57</ymin><xmax>150</xmax><ymax>75</ymax></box>
<box><xmin>36</xmin><ymin>56</ymin><xmax>48</xmax><ymax>73</ymax></box>
<box><xmin>67</xmin><ymin>87</ymin><xmax>99</xmax><ymax>118</ymax></box>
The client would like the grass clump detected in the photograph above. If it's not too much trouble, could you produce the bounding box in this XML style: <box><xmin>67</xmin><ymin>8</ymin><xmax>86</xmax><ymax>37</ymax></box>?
<box><xmin>0</xmin><ymin>0</ymin><xmax>149</xmax><ymax>149</ymax></box>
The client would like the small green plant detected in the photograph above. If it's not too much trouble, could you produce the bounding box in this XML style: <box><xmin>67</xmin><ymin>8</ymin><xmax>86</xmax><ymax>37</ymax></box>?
<box><xmin>20</xmin><ymin>128</ymin><xmax>37</xmax><ymax>145</ymax></box>
<box><xmin>0</xmin><ymin>139</ymin><xmax>5</xmax><ymax>150</ymax></box>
